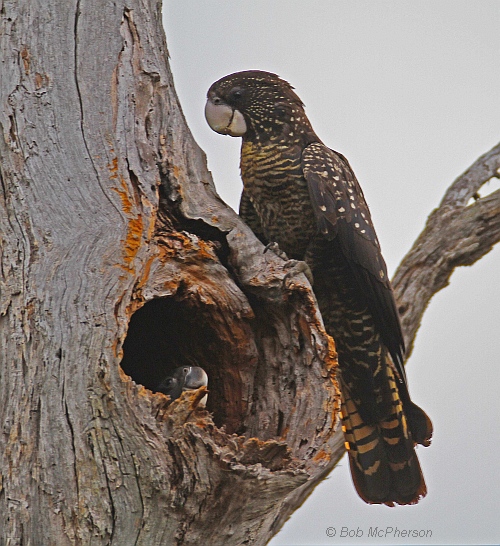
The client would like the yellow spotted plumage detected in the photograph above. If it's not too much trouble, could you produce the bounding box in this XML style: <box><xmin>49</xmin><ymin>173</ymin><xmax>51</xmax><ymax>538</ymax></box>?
<box><xmin>206</xmin><ymin>70</ymin><xmax>432</xmax><ymax>506</ymax></box>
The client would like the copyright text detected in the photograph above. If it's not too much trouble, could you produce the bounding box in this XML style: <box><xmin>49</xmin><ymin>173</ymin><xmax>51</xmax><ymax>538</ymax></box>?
<box><xmin>325</xmin><ymin>526</ymin><xmax>432</xmax><ymax>539</ymax></box>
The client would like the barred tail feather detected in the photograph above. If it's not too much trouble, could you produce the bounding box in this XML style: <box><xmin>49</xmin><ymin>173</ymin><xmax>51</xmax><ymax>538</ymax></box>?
<box><xmin>340</xmin><ymin>366</ymin><xmax>427</xmax><ymax>506</ymax></box>
<box><xmin>405</xmin><ymin>400</ymin><xmax>433</xmax><ymax>447</ymax></box>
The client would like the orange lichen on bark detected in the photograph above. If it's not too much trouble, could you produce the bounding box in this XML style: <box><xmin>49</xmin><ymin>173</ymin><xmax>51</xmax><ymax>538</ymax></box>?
<box><xmin>172</xmin><ymin>164</ymin><xmax>181</xmax><ymax>179</ymax></box>
<box><xmin>109</xmin><ymin>160</ymin><xmax>144</xmax><ymax>272</ymax></box>
<box><xmin>313</xmin><ymin>449</ymin><xmax>331</xmax><ymax>463</ymax></box>
<box><xmin>326</xmin><ymin>337</ymin><xmax>339</xmax><ymax>369</ymax></box>
<box><xmin>279</xmin><ymin>426</ymin><xmax>290</xmax><ymax>440</ymax></box>
<box><xmin>157</xmin><ymin>232</ymin><xmax>218</xmax><ymax>263</ymax></box>
<box><xmin>21</xmin><ymin>46</ymin><xmax>30</xmax><ymax>74</ymax></box>
<box><xmin>34</xmin><ymin>72</ymin><xmax>49</xmax><ymax>90</ymax></box>
<box><xmin>133</xmin><ymin>253</ymin><xmax>155</xmax><ymax>292</ymax></box>
<box><xmin>122</xmin><ymin>213</ymin><xmax>143</xmax><ymax>270</ymax></box>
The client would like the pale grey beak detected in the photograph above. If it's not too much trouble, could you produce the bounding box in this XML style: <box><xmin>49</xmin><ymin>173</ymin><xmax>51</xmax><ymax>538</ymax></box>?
<box><xmin>184</xmin><ymin>367</ymin><xmax>209</xmax><ymax>407</ymax></box>
<box><xmin>184</xmin><ymin>367</ymin><xmax>208</xmax><ymax>390</ymax></box>
<box><xmin>205</xmin><ymin>98</ymin><xmax>247</xmax><ymax>136</ymax></box>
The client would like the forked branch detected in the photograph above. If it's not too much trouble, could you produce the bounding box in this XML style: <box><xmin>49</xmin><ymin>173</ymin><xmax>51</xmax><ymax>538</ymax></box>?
<box><xmin>393</xmin><ymin>142</ymin><xmax>500</xmax><ymax>358</ymax></box>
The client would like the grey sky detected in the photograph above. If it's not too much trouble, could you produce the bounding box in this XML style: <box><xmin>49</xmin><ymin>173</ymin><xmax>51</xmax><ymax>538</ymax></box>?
<box><xmin>162</xmin><ymin>2</ymin><xmax>500</xmax><ymax>544</ymax></box>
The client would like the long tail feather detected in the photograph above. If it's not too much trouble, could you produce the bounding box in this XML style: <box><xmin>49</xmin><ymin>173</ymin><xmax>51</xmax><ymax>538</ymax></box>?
<box><xmin>340</xmin><ymin>362</ymin><xmax>428</xmax><ymax>506</ymax></box>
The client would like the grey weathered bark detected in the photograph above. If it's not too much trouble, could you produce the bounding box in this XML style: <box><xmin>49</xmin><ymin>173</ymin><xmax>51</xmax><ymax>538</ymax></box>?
<box><xmin>393</xmin><ymin>143</ymin><xmax>500</xmax><ymax>358</ymax></box>
<box><xmin>0</xmin><ymin>2</ymin><xmax>498</xmax><ymax>546</ymax></box>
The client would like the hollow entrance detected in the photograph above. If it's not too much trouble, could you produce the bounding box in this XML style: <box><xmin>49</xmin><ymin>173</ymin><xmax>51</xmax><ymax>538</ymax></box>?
<box><xmin>121</xmin><ymin>297</ymin><xmax>208</xmax><ymax>392</ymax></box>
<box><xmin>120</xmin><ymin>296</ymin><xmax>251</xmax><ymax>433</ymax></box>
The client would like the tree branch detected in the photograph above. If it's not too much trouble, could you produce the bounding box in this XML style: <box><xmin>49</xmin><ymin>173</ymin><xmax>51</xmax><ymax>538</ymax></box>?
<box><xmin>393</xmin><ymin>142</ymin><xmax>500</xmax><ymax>358</ymax></box>
<box><xmin>439</xmin><ymin>142</ymin><xmax>500</xmax><ymax>207</ymax></box>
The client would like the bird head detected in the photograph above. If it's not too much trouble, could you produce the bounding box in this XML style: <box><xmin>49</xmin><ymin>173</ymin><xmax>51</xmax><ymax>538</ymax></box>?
<box><xmin>157</xmin><ymin>366</ymin><xmax>208</xmax><ymax>404</ymax></box>
<box><xmin>205</xmin><ymin>70</ymin><xmax>314</xmax><ymax>143</ymax></box>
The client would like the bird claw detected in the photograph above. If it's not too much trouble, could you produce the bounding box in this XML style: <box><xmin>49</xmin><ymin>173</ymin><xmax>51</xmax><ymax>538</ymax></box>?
<box><xmin>283</xmin><ymin>259</ymin><xmax>314</xmax><ymax>286</ymax></box>
<box><xmin>264</xmin><ymin>242</ymin><xmax>313</xmax><ymax>285</ymax></box>
<box><xmin>264</xmin><ymin>241</ymin><xmax>289</xmax><ymax>261</ymax></box>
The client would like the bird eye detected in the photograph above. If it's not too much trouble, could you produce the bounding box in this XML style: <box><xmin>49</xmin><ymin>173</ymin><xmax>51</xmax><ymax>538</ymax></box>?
<box><xmin>273</xmin><ymin>103</ymin><xmax>287</xmax><ymax>118</ymax></box>
<box><xmin>213</xmin><ymin>97</ymin><xmax>222</xmax><ymax>105</ymax></box>
<box><xmin>229</xmin><ymin>88</ymin><xmax>244</xmax><ymax>101</ymax></box>
<box><xmin>183</xmin><ymin>367</ymin><xmax>189</xmax><ymax>374</ymax></box>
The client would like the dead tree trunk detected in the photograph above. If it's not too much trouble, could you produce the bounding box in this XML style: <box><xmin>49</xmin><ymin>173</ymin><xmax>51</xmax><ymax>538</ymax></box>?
<box><xmin>0</xmin><ymin>2</ymin><xmax>336</xmax><ymax>544</ymax></box>
<box><xmin>0</xmin><ymin>1</ymin><xmax>499</xmax><ymax>545</ymax></box>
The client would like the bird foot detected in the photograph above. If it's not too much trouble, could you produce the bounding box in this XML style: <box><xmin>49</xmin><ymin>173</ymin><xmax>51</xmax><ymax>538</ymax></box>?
<box><xmin>264</xmin><ymin>241</ymin><xmax>289</xmax><ymax>261</ymax></box>
<box><xmin>264</xmin><ymin>242</ymin><xmax>313</xmax><ymax>285</ymax></box>
<box><xmin>283</xmin><ymin>259</ymin><xmax>314</xmax><ymax>285</ymax></box>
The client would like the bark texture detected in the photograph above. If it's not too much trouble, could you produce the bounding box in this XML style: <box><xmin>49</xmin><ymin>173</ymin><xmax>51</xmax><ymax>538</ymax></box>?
<box><xmin>393</xmin><ymin>143</ymin><xmax>500</xmax><ymax>357</ymax></box>
<box><xmin>0</xmin><ymin>2</ymin><xmax>336</xmax><ymax>545</ymax></box>
<box><xmin>0</xmin><ymin>1</ymin><xmax>498</xmax><ymax>545</ymax></box>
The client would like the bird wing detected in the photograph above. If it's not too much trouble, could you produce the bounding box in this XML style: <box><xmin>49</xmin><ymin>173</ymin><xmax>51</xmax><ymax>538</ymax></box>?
<box><xmin>301</xmin><ymin>142</ymin><xmax>406</xmax><ymax>381</ymax></box>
